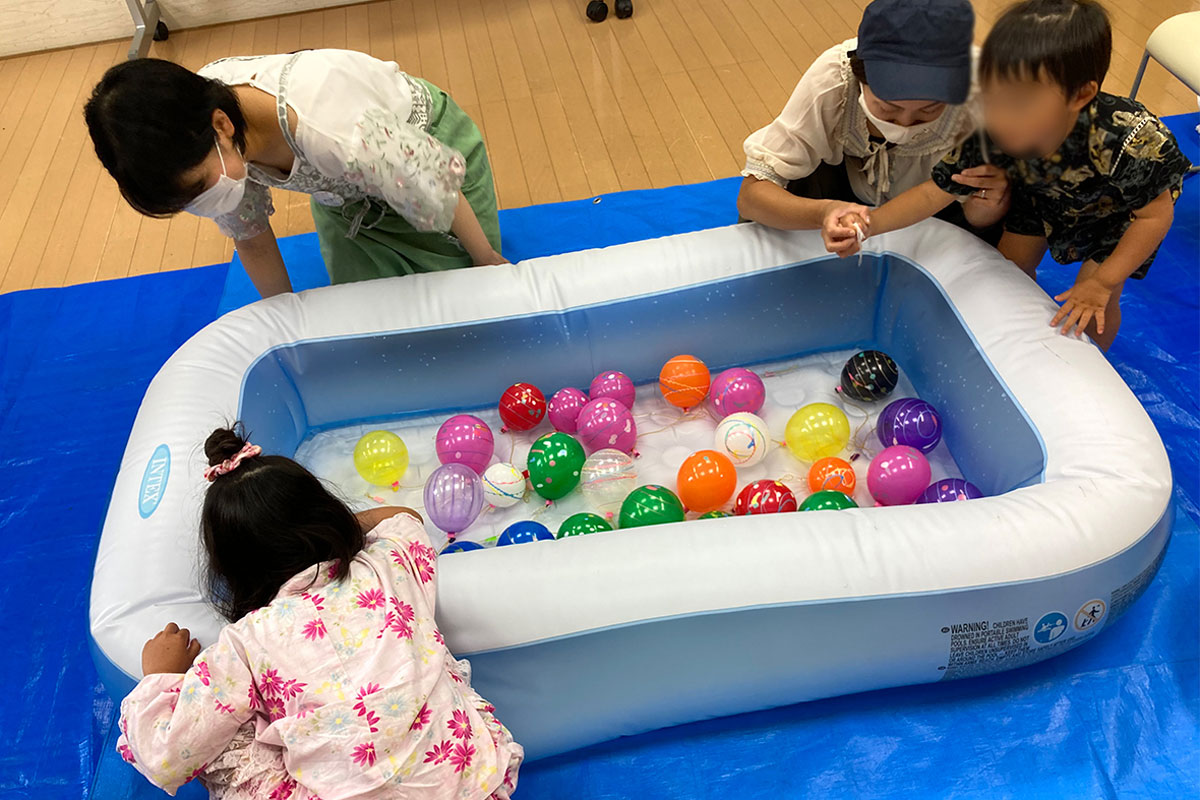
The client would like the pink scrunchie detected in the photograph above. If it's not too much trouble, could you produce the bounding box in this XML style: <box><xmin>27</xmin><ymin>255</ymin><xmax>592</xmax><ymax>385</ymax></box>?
<box><xmin>203</xmin><ymin>443</ymin><xmax>262</xmax><ymax>482</ymax></box>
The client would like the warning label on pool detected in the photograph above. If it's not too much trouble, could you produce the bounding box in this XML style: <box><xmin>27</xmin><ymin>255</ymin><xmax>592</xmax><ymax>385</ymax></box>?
<box><xmin>939</xmin><ymin>617</ymin><xmax>1036</xmax><ymax>680</ymax></box>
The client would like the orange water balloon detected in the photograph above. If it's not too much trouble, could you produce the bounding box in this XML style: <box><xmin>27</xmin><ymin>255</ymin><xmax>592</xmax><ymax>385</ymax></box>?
<box><xmin>659</xmin><ymin>355</ymin><xmax>711</xmax><ymax>410</ymax></box>
<box><xmin>676</xmin><ymin>450</ymin><xmax>737</xmax><ymax>513</ymax></box>
<box><xmin>808</xmin><ymin>457</ymin><xmax>857</xmax><ymax>496</ymax></box>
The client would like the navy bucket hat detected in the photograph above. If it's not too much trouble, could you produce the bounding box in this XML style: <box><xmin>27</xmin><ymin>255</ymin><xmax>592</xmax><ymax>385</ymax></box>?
<box><xmin>854</xmin><ymin>0</ymin><xmax>975</xmax><ymax>104</ymax></box>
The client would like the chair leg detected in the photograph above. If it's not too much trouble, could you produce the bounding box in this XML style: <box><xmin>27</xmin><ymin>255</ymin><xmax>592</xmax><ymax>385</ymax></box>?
<box><xmin>1130</xmin><ymin>49</ymin><xmax>1150</xmax><ymax>100</ymax></box>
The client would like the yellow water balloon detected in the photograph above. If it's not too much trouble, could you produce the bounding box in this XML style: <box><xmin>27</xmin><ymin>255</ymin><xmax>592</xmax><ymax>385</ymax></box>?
<box><xmin>353</xmin><ymin>430</ymin><xmax>410</xmax><ymax>487</ymax></box>
<box><xmin>785</xmin><ymin>403</ymin><xmax>850</xmax><ymax>462</ymax></box>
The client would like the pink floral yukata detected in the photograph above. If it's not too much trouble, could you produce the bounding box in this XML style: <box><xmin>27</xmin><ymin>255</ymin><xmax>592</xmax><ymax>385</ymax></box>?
<box><xmin>117</xmin><ymin>513</ymin><xmax>522</xmax><ymax>799</ymax></box>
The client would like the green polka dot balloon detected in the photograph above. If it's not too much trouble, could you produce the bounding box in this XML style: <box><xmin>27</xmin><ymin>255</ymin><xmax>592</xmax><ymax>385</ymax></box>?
<box><xmin>557</xmin><ymin>512</ymin><xmax>613</xmax><ymax>538</ymax></box>
<box><xmin>526</xmin><ymin>432</ymin><xmax>586</xmax><ymax>501</ymax></box>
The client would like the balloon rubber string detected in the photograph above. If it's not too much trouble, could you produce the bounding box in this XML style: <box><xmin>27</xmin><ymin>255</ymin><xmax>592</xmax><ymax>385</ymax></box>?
<box><xmin>365</xmin><ymin>483</ymin><xmax>423</xmax><ymax>504</ymax></box>
<box><xmin>636</xmin><ymin>405</ymin><xmax>708</xmax><ymax>439</ymax></box>
<box><xmin>838</xmin><ymin>394</ymin><xmax>878</xmax><ymax>457</ymax></box>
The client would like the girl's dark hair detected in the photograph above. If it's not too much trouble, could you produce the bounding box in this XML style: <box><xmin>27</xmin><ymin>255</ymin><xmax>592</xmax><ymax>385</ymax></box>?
<box><xmin>84</xmin><ymin>59</ymin><xmax>247</xmax><ymax>218</ymax></box>
<box><xmin>980</xmin><ymin>0</ymin><xmax>1111</xmax><ymax>97</ymax></box>
<box><xmin>849</xmin><ymin>54</ymin><xmax>868</xmax><ymax>87</ymax></box>
<box><xmin>201</xmin><ymin>425</ymin><xmax>364</xmax><ymax>622</ymax></box>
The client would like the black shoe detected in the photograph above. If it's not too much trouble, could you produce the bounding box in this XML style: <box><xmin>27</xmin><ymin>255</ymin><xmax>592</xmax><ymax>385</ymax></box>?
<box><xmin>615</xmin><ymin>0</ymin><xmax>633</xmax><ymax>18</ymax></box>
<box><xmin>586</xmin><ymin>0</ymin><xmax>608</xmax><ymax>21</ymax></box>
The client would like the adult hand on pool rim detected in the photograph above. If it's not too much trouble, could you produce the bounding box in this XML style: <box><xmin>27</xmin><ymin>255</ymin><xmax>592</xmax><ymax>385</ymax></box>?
<box><xmin>1051</xmin><ymin>265</ymin><xmax>1113</xmax><ymax>339</ymax></box>
<box><xmin>821</xmin><ymin>202</ymin><xmax>871</xmax><ymax>257</ymax></box>
<box><xmin>142</xmin><ymin>622</ymin><xmax>201</xmax><ymax>676</ymax></box>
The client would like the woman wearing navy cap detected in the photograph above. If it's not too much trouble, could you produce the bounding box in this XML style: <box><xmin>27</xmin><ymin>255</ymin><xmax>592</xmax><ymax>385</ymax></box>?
<box><xmin>738</xmin><ymin>0</ymin><xmax>1008</xmax><ymax>249</ymax></box>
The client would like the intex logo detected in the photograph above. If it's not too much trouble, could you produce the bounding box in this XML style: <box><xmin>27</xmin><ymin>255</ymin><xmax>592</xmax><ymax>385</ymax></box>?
<box><xmin>138</xmin><ymin>444</ymin><xmax>171</xmax><ymax>519</ymax></box>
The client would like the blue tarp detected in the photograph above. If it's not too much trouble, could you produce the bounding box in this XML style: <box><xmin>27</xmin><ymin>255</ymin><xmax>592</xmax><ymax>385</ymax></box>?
<box><xmin>1</xmin><ymin>116</ymin><xmax>1196</xmax><ymax>799</ymax></box>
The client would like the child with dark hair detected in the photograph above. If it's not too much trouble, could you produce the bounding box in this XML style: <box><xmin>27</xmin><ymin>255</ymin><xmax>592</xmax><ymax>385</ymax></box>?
<box><xmin>85</xmin><ymin>51</ymin><xmax>505</xmax><ymax>298</ymax></box>
<box><xmin>116</xmin><ymin>426</ymin><xmax>522</xmax><ymax>799</ymax></box>
<box><xmin>823</xmin><ymin>0</ymin><xmax>1191</xmax><ymax>351</ymax></box>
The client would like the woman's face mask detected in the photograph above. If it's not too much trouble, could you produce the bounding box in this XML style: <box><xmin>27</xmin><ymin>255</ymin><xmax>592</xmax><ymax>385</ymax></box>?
<box><xmin>185</xmin><ymin>138</ymin><xmax>247</xmax><ymax>218</ymax></box>
<box><xmin>857</xmin><ymin>92</ymin><xmax>945</xmax><ymax>145</ymax></box>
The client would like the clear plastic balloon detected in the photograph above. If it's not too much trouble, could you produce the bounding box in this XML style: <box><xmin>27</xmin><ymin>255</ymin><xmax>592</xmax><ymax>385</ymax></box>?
<box><xmin>353</xmin><ymin>430</ymin><xmax>409</xmax><ymax>487</ymax></box>
<box><xmin>580</xmin><ymin>448</ymin><xmax>639</xmax><ymax>522</ymax></box>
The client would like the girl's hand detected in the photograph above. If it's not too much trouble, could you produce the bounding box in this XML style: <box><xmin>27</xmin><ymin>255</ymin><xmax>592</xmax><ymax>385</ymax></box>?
<box><xmin>821</xmin><ymin>202</ymin><xmax>871</xmax><ymax>257</ymax></box>
<box><xmin>473</xmin><ymin>248</ymin><xmax>510</xmax><ymax>267</ymax></box>
<box><xmin>1051</xmin><ymin>264</ymin><xmax>1113</xmax><ymax>338</ymax></box>
<box><xmin>356</xmin><ymin>505</ymin><xmax>424</xmax><ymax>531</ymax></box>
<box><xmin>142</xmin><ymin>623</ymin><xmax>201</xmax><ymax>676</ymax></box>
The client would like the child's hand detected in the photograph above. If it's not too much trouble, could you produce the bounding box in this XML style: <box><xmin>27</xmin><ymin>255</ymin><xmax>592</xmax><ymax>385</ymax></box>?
<box><xmin>473</xmin><ymin>249</ymin><xmax>510</xmax><ymax>267</ymax></box>
<box><xmin>142</xmin><ymin>623</ymin><xmax>201</xmax><ymax>676</ymax></box>
<box><xmin>1051</xmin><ymin>265</ymin><xmax>1114</xmax><ymax>338</ymax></box>
<box><xmin>841</xmin><ymin>212</ymin><xmax>870</xmax><ymax>241</ymax></box>
<box><xmin>356</xmin><ymin>505</ymin><xmax>424</xmax><ymax>531</ymax></box>
<box><xmin>822</xmin><ymin>203</ymin><xmax>871</xmax><ymax>257</ymax></box>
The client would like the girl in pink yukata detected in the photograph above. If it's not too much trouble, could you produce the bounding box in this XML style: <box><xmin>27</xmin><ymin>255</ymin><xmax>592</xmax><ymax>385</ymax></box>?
<box><xmin>117</xmin><ymin>426</ymin><xmax>523</xmax><ymax>799</ymax></box>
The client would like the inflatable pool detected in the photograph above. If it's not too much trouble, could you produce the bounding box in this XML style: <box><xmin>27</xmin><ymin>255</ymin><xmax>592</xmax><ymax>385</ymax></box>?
<box><xmin>90</xmin><ymin>220</ymin><xmax>1173</xmax><ymax>760</ymax></box>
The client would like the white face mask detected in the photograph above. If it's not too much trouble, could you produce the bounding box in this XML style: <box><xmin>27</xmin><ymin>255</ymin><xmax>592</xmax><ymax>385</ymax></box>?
<box><xmin>185</xmin><ymin>138</ymin><xmax>247</xmax><ymax>218</ymax></box>
<box><xmin>858</xmin><ymin>93</ymin><xmax>941</xmax><ymax>145</ymax></box>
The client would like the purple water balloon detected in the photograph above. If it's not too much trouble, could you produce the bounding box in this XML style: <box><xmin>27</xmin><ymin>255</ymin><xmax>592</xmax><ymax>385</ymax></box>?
<box><xmin>423</xmin><ymin>463</ymin><xmax>484</xmax><ymax>538</ymax></box>
<box><xmin>917</xmin><ymin>478</ymin><xmax>983</xmax><ymax>504</ymax></box>
<box><xmin>577</xmin><ymin>398</ymin><xmax>638</xmax><ymax>454</ymax></box>
<box><xmin>548</xmin><ymin>387</ymin><xmax>590</xmax><ymax>433</ymax></box>
<box><xmin>435</xmin><ymin>414</ymin><xmax>494</xmax><ymax>475</ymax></box>
<box><xmin>877</xmin><ymin>398</ymin><xmax>942</xmax><ymax>454</ymax></box>
<box><xmin>589</xmin><ymin>370</ymin><xmax>636</xmax><ymax>412</ymax></box>
<box><xmin>709</xmin><ymin>368</ymin><xmax>766</xmax><ymax>417</ymax></box>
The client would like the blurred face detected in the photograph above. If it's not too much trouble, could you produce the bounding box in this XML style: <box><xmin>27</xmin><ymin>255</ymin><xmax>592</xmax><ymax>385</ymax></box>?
<box><xmin>861</xmin><ymin>85</ymin><xmax>948</xmax><ymax>128</ymax></box>
<box><xmin>981</xmin><ymin>73</ymin><xmax>1098</xmax><ymax>159</ymax></box>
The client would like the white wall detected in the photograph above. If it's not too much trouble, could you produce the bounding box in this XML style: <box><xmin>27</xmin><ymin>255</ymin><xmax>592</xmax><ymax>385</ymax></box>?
<box><xmin>0</xmin><ymin>0</ymin><xmax>362</xmax><ymax>58</ymax></box>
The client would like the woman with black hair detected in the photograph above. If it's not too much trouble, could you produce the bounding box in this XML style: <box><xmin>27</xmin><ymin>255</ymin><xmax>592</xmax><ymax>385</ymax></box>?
<box><xmin>85</xmin><ymin>50</ymin><xmax>504</xmax><ymax>297</ymax></box>
<box><xmin>737</xmin><ymin>0</ymin><xmax>1010</xmax><ymax>251</ymax></box>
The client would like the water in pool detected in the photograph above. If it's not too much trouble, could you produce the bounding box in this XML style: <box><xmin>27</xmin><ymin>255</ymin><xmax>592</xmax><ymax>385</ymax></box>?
<box><xmin>295</xmin><ymin>349</ymin><xmax>965</xmax><ymax>546</ymax></box>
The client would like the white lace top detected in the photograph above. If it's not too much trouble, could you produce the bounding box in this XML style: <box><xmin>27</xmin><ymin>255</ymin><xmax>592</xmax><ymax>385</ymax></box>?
<box><xmin>742</xmin><ymin>39</ymin><xmax>983</xmax><ymax>206</ymax></box>
<box><xmin>197</xmin><ymin>50</ymin><xmax>467</xmax><ymax>241</ymax></box>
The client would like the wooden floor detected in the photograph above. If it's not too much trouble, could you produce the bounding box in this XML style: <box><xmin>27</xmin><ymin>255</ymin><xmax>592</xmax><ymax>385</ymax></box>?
<box><xmin>0</xmin><ymin>0</ymin><xmax>1195</xmax><ymax>293</ymax></box>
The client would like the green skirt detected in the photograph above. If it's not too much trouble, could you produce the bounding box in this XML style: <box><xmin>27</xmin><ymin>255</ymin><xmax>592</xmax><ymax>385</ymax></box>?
<box><xmin>311</xmin><ymin>78</ymin><xmax>500</xmax><ymax>284</ymax></box>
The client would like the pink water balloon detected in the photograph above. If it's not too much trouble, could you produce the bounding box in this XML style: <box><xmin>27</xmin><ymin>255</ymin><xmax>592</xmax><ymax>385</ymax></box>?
<box><xmin>577</xmin><ymin>398</ymin><xmax>638</xmax><ymax>454</ymax></box>
<box><xmin>589</xmin><ymin>370</ymin><xmax>636</xmax><ymax>412</ymax></box>
<box><xmin>709</xmin><ymin>368</ymin><xmax>766</xmax><ymax>417</ymax></box>
<box><xmin>435</xmin><ymin>414</ymin><xmax>494</xmax><ymax>475</ymax></box>
<box><xmin>548</xmin><ymin>387</ymin><xmax>590</xmax><ymax>434</ymax></box>
<box><xmin>867</xmin><ymin>445</ymin><xmax>931</xmax><ymax>506</ymax></box>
